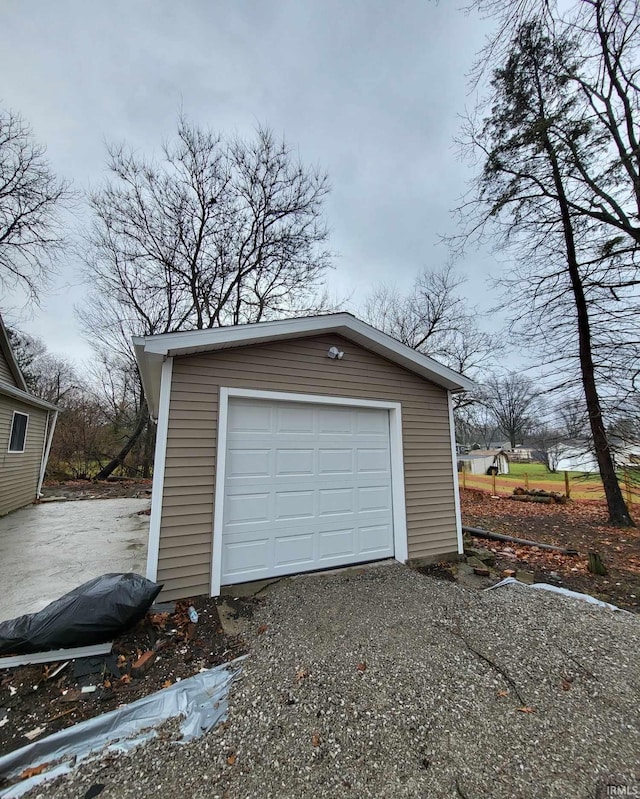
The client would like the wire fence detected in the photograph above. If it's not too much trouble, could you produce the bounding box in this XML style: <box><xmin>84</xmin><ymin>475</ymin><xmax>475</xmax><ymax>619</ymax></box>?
<box><xmin>459</xmin><ymin>466</ymin><xmax>640</xmax><ymax>505</ymax></box>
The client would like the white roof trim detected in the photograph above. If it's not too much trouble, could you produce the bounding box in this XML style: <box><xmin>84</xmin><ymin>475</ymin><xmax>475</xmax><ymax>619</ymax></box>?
<box><xmin>134</xmin><ymin>313</ymin><xmax>475</xmax><ymax>419</ymax></box>
<box><xmin>0</xmin><ymin>380</ymin><xmax>59</xmax><ymax>411</ymax></box>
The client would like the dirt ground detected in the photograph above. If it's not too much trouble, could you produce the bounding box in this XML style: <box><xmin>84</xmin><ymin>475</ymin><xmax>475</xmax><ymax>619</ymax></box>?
<box><xmin>40</xmin><ymin>479</ymin><xmax>152</xmax><ymax>501</ymax></box>
<box><xmin>0</xmin><ymin>596</ymin><xmax>255</xmax><ymax>766</ymax></box>
<box><xmin>461</xmin><ymin>488</ymin><xmax>640</xmax><ymax>612</ymax></box>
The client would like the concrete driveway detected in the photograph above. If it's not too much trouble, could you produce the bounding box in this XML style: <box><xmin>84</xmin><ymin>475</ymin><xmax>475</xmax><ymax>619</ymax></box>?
<box><xmin>0</xmin><ymin>498</ymin><xmax>150</xmax><ymax>622</ymax></box>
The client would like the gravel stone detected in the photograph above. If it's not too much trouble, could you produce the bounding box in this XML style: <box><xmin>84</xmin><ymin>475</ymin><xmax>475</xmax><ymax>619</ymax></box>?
<box><xmin>25</xmin><ymin>563</ymin><xmax>640</xmax><ymax>798</ymax></box>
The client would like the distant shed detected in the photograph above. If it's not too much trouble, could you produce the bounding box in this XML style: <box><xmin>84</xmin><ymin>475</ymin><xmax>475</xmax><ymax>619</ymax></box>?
<box><xmin>457</xmin><ymin>449</ymin><xmax>510</xmax><ymax>476</ymax></box>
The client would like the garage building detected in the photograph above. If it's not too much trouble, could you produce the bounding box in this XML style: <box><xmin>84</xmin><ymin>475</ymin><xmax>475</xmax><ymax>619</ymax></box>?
<box><xmin>134</xmin><ymin>313</ymin><xmax>474</xmax><ymax>600</ymax></box>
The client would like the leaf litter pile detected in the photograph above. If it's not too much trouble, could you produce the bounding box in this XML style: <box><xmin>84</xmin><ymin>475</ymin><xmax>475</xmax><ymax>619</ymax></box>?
<box><xmin>0</xmin><ymin>597</ymin><xmax>252</xmax><ymax>766</ymax></box>
<box><xmin>461</xmin><ymin>488</ymin><xmax>640</xmax><ymax>612</ymax></box>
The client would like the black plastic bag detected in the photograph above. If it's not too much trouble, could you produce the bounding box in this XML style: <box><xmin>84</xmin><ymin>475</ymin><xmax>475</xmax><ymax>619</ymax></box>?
<box><xmin>0</xmin><ymin>573</ymin><xmax>163</xmax><ymax>656</ymax></box>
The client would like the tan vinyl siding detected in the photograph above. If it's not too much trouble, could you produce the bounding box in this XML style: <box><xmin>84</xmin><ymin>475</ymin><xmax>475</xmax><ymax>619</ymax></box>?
<box><xmin>0</xmin><ymin>349</ymin><xmax>17</xmax><ymax>385</ymax></box>
<box><xmin>0</xmin><ymin>396</ymin><xmax>48</xmax><ymax>516</ymax></box>
<box><xmin>158</xmin><ymin>334</ymin><xmax>458</xmax><ymax>599</ymax></box>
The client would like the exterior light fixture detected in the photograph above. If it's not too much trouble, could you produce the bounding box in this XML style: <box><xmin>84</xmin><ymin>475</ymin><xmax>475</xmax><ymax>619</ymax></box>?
<box><xmin>327</xmin><ymin>346</ymin><xmax>344</xmax><ymax>360</ymax></box>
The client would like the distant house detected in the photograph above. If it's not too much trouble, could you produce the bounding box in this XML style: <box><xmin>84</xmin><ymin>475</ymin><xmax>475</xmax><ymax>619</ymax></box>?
<box><xmin>0</xmin><ymin>316</ymin><xmax>58</xmax><ymax>516</ymax></box>
<box><xmin>554</xmin><ymin>441</ymin><xmax>597</xmax><ymax>473</ymax></box>
<box><xmin>458</xmin><ymin>449</ymin><xmax>510</xmax><ymax>475</ymax></box>
<box><xmin>508</xmin><ymin>446</ymin><xmax>535</xmax><ymax>463</ymax></box>
<box><xmin>555</xmin><ymin>439</ymin><xmax>640</xmax><ymax>473</ymax></box>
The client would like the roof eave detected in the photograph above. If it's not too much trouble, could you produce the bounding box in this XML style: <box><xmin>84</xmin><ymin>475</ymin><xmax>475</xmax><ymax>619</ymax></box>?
<box><xmin>134</xmin><ymin>314</ymin><xmax>476</xmax><ymax>418</ymax></box>
<box><xmin>0</xmin><ymin>381</ymin><xmax>59</xmax><ymax>411</ymax></box>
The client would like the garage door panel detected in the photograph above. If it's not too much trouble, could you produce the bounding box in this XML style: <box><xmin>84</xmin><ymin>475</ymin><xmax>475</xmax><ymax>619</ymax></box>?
<box><xmin>275</xmin><ymin>490</ymin><xmax>315</xmax><ymax>520</ymax></box>
<box><xmin>223</xmin><ymin>538</ymin><xmax>270</xmax><ymax>576</ymax></box>
<box><xmin>221</xmin><ymin>398</ymin><xmax>394</xmax><ymax>584</ymax></box>
<box><xmin>274</xmin><ymin>533</ymin><xmax>314</xmax><ymax>566</ymax></box>
<box><xmin>276</xmin><ymin>405</ymin><xmax>315</xmax><ymax>434</ymax></box>
<box><xmin>228</xmin><ymin>402</ymin><xmax>272</xmax><ymax>433</ymax></box>
<box><xmin>225</xmin><ymin>492</ymin><xmax>270</xmax><ymax>525</ymax></box>
<box><xmin>358</xmin><ymin>485</ymin><xmax>392</xmax><ymax>512</ymax></box>
<box><xmin>360</xmin><ymin>524</ymin><xmax>393</xmax><ymax>554</ymax></box>
<box><xmin>318</xmin><ymin>487</ymin><xmax>354</xmax><ymax>516</ymax></box>
<box><xmin>356</xmin><ymin>409</ymin><xmax>389</xmax><ymax>436</ymax></box>
<box><xmin>318</xmin><ymin>407</ymin><xmax>354</xmax><ymax>435</ymax></box>
<box><xmin>318</xmin><ymin>528</ymin><xmax>355</xmax><ymax>559</ymax></box>
<box><xmin>275</xmin><ymin>448</ymin><xmax>314</xmax><ymax>475</ymax></box>
<box><xmin>318</xmin><ymin>448</ymin><xmax>353</xmax><ymax>474</ymax></box>
<box><xmin>356</xmin><ymin>448</ymin><xmax>390</xmax><ymax>474</ymax></box>
<box><xmin>227</xmin><ymin>449</ymin><xmax>271</xmax><ymax>478</ymax></box>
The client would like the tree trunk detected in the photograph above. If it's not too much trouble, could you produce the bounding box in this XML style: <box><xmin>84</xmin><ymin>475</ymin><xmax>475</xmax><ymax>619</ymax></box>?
<box><xmin>541</xmin><ymin>128</ymin><xmax>635</xmax><ymax>527</ymax></box>
<box><xmin>95</xmin><ymin>409</ymin><xmax>148</xmax><ymax>480</ymax></box>
<box><xmin>142</xmin><ymin>420</ymin><xmax>155</xmax><ymax>478</ymax></box>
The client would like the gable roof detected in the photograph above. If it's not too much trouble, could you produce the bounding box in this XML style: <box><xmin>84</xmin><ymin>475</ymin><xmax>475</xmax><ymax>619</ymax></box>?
<box><xmin>460</xmin><ymin>449</ymin><xmax>509</xmax><ymax>459</ymax></box>
<box><xmin>134</xmin><ymin>313</ymin><xmax>476</xmax><ymax>420</ymax></box>
<box><xmin>0</xmin><ymin>314</ymin><xmax>28</xmax><ymax>392</ymax></box>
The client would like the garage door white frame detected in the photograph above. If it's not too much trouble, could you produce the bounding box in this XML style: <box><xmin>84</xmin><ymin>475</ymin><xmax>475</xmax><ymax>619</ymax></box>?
<box><xmin>210</xmin><ymin>387</ymin><xmax>408</xmax><ymax>596</ymax></box>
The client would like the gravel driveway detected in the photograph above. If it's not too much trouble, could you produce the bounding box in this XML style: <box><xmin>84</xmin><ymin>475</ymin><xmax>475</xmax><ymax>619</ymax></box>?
<box><xmin>28</xmin><ymin>563</ymin><xmax>640</xmax><ymax>799</ymax></box>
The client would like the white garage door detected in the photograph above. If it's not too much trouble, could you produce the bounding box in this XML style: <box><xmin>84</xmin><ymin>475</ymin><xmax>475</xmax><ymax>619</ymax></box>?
<box><xmin>220</xmin><ymin>398</ymin><xmax>394</xmax><ymax>584</ymax></box>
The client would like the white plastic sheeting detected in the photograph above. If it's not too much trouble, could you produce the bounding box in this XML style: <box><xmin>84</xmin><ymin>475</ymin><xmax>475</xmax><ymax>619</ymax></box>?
<box><xmin>486</xmin><ymin>577</ymin><xmax>624</xmax><ymax>611</ymax></box>
<box><xmin>0</xmin><ymin>656</ymin><xmax>245</xmax><ymax>798</ymax></box>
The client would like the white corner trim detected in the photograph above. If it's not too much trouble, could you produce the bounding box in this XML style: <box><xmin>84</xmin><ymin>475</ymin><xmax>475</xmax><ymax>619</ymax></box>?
<box><xmin>146</xmin><ymin>357</ymin><xmax>173</xmax><ymax>582</ymax></box>
<box><xmin>448</xmin><ymin>391</ymin><xmax>464</xmax><ymax>555</ymax></box>
<box><xmin>210</xmin><ymin>387</ymin><xmax>230</xmax><ymax>597</ymax></box>
<box><xmin>388</xmin><ymin>403</ymin><xmax>408</xmax><ymax>563</ymax></box>
<box><xmin>209</xmin><ymin>387</ymin><xmax>409</xmax><ymax>597</ymax></box>
<box><xmin>37</xmin><ymin>410</ymin><xmax>58</xmax><ymax>496</ymax></box>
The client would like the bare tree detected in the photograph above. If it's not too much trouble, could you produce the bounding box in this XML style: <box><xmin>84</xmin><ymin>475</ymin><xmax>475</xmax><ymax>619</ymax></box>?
<box><xmin>80</xmin><ymin>118</ymin><xmax>333</xmax><ymax>478</ymax></box>
<box><xmin>6</xmin><ymin>328</ymin><xmax>78</xmax><ymax>404</ymax></box>
<box><xmin>89</xmin><ymin>353</ymin><xmax>153</xmax><ymax>478</ymax></box>
<box><xmin>0</xmin><ymin>108</ymin><xmax>71</xmax><ymax>302</ymax></box>
<box><xmin>481</xmin><ymin>373</ymin><xmax>539</xmax><ymax>449</ymax></box>
<box><xmin>362</xmin><ymin>265</ymin><xmax>467</xmax><ymax>352</ymax></box>
<box><xmin>361</xmin><ymin>264</ymin><xmax>498</xmax><ymax>371</ymax></box>
<box><xmin>456</xmin><ymin>402</ymin><xmax>500</xmax><ymax>448</ymax></box>
<box><xmin>361</xmin><ymin>264</ymin><xmax>499</xmax><ymax>437</ymax></box>
<box><xmin>558</xmin><ymin>397</ymin><xmax>589</xmax><ymax>439</ymax></box>
<box><xmin>457</xmin><ymin>7</ymin><xmax>638</xmax><ymax>525</ymax></box>
<box><xmin>530</xmin><ymin>424</ymin><xmax>565</xmax><ymax>471</ymax></box>
<box><xmin>82</xmin><ymin>118</ymin><xmax>331</xmax><ymax>343</ymax></box>
<box><xmin>48</xmin><ymin>390</ymin><xmax>110</xmax><ymax>480</ymax></box>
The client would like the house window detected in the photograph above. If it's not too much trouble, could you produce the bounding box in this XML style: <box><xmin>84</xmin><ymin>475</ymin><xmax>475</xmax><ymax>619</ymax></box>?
<box><xmin>8</xmin><ymin>411</ymin><xmax>29</xmax><ymax>453</ymax></box>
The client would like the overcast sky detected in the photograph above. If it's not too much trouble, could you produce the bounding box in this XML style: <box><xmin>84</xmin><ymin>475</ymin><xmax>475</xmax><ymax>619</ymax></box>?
<box><xmin>0</xmin><ymin>0</ymin><xmax>498</xmax><ymax>367</ymax></box>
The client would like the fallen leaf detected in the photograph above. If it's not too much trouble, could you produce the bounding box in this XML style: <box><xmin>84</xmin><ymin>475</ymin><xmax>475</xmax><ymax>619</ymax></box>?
<box><xmin>162</xmin><ymin>679</ymin><xmax>172</xmax><ymax>689</ymax></box>
<box><xmin>227</xmin><ymin>753</ymin><xmax>237</xmax><ymax>765</ymax></box>
<box><xmin>116</xmin><ymin>655</ymin><xmax>127</xmax><ymax>667</ymax></box>
<box><xmin>517</xmin><ymin>706</ymin><xmax>535</xmax><ymax>714</ymax></box>
<box><xmin>103</xmin><ymin>679</ymin><xmax>111</xmax><ymax>689</ymax></box>
<box><xmin>19</xmin><ymin>763</ymin><xmax>50</xmax><ymax>780</ymax></box>
<box><xmin>356</xmin><ymin>662</ymin><xmax>367</xmax><ymax>673</ymax></box>
<box><xmin>561</xmin><ymin>679</ymin><xmax>572</xmax><ymax>691</ymax></box>
<box><xmin>148</xmin><ymin>612</ymin><xmax>169</xmax><ymax>629</ymax></box>
<box><xmin>295</xmin><ymin>667</ymin><xmax>310</xmax><ymax>681</ymax></box>
<box><xmin>257</xmin><ymin>624</ymin><xmax>268</xmax><ymax>635</ymax></box>
<box><xmin>496</xmin><ymin>690</ymin><xmax>509</xmax><ymax>698</ymax></box>
<box><xmin>119</xmin><ymin>674</ymin><xmax>131</xmax><ymax>685</ymax></box>
<box><xmin>311</xmin><ymin>734</ymin><xmax>321</xmax><ymax>747</ymax></box>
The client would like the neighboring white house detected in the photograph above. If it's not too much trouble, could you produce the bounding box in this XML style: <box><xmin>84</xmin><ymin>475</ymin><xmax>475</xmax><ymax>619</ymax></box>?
<box><xmin>555</xmin><ymin>439</ymin><xmax>640</xmax><ymax>473</ymax></box>
<box><xmin>554</xmin><ymin>442</ymin><xmax>598</xmax><ymax>473</ymax></box>
<box><xmin>458</xmin><ymin>449</ymin><xmax>510</xmax><ymax>475</ymax></box>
